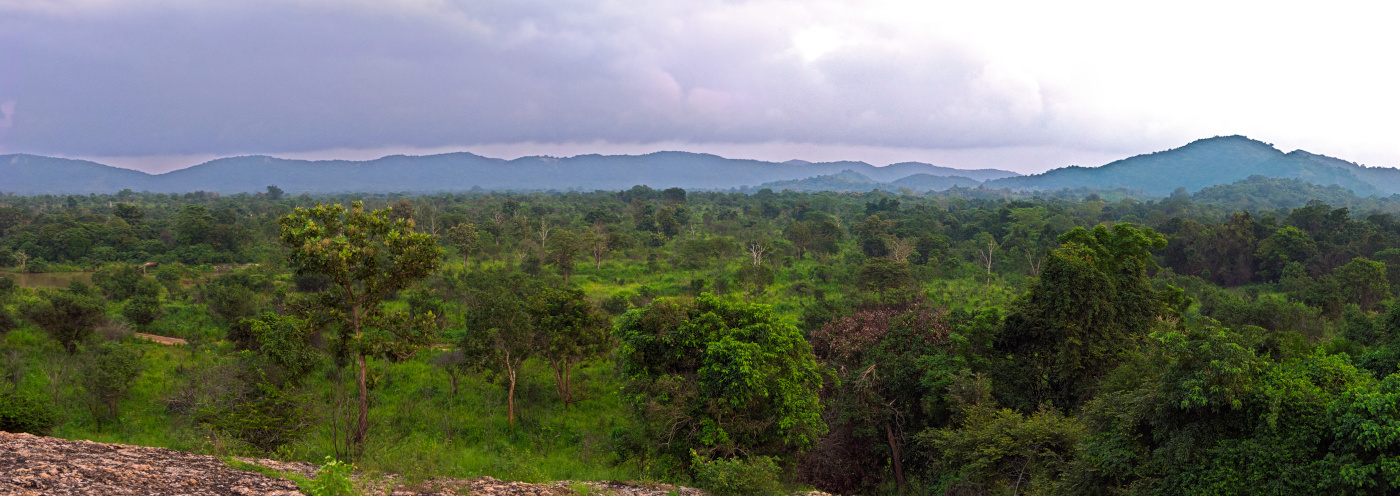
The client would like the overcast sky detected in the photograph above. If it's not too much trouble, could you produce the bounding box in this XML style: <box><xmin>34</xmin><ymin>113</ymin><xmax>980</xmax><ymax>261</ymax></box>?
<box><xmin>2</xmin><ymin>0</ymin><xmax>1398</xmax><ymax>174</ymax></box>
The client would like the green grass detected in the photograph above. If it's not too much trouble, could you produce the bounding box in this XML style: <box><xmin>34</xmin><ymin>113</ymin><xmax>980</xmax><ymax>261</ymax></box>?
<box><xmin>8</xmin><ymin>253</ymin><xmax>1030</xmax><ymax>488</ymax></box>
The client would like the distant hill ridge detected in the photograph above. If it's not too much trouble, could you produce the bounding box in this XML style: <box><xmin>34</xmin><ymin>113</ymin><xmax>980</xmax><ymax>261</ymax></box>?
<box><xmin>984</xmin><ymin>135</ymin><xmax>1400</xmax><ymax>196</ymax></box>
<box><xmin>0</xmin><ymin>151</ymin><xmax>1019</xmax><ymax>195</ymax></box>
<box><xmin>756</xmin><ymin>170</ymin><xmax>982</xmax><ymax>193</ymax></box>
<box><xmin>4</xmin><ymin>136</ymin><xmax>1399</xmax><ymax>196</ymax></box>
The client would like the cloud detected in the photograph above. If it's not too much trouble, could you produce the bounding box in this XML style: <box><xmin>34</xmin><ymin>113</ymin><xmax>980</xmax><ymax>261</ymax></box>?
<box><xmin>1</xmin><ymin>0</ymin><xmax>1397</xmax><ymax>171</ymax></box>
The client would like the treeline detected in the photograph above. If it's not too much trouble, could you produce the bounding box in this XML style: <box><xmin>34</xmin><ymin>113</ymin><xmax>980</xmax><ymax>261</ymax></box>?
<box><xmin>4</xmin><ymin>184</ymin><xmax>1400</xmax><ymax>494</ymax></box>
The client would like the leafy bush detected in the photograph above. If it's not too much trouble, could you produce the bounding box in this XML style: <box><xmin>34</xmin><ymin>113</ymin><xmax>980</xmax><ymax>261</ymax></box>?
<box><xmin>306</xmin><ymin>457</ymin><xmax>356</xmax><ymax>496</ymax></box>
<box><xmin>0</xmin><ymin>307</ymin><xmax>16</xmax><ymax>335</ymax></box>
<box><xmin>691</xmin><ymin>453</ymin><xmax>783</xmax><ymax>496</ymax></box>
<box><xmin>81</xmin><ymin>342</ymin><xmax>145</xmax><ymax>425</ymax></box>
<box><xmin>0</xmin><ymin>390</ymin><xmax>56</xmax><ymax>435</ymax></box>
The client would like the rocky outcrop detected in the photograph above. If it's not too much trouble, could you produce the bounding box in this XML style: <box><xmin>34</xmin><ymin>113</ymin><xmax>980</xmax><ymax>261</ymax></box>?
<box><xmin>0</xmin><ymin>431</ymin><xmax>715</xmax><ymax>496</ymax></box>
<box><xmin>0</xmin><ymin>431</ymin><xmax>302</xmax><ymax>495</ymax></box>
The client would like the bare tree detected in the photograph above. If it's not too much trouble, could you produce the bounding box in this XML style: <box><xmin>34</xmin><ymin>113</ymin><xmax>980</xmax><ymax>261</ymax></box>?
<box><xmin>39</xmin><ymin>349</ymin><xmax>74</xmax><ymax>407</ymax></box>
<box><xmin>748</xmin><ymin>241</ymin><xmax>767</xmax><ymax>267</ymax></box>
<box><xmin>537</xmin><ymin>222</ymin><xmax>553</xmax><ymax>258</ymax></box>
<box><xmin>12</xmin><ymin>250</ymin><xmax>28</xmax><ymax>271</ymax></box>
<box><xmin>976</xmin><ymin>238</ymin><xmax>1000</xmax><ymax>291</ymax></box>
<box><xmin>588</xmin><ymin>222</ymin><xmax>611</xmax><ymax>269</ymax></box>
<box><xmin>1026</xmin><ymin>248</ymin><xmax>1045</xmax><ymax>278</ymax></box>
<box><xmin>890</xmin><ymin>237</ymin><xmax>915</xmax><ymax>263</ymax></box>
<box><xmin>415</xmin><ymin>199</ymin><xmax>443</xmax><ymax>235</ymax></box>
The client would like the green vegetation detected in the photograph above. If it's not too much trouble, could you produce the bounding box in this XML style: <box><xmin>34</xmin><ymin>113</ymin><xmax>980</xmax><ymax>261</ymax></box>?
<box><xmin>8</xmin><ymin>183</ymin><xmax>1400</xmax><ymax>494</ymax></box>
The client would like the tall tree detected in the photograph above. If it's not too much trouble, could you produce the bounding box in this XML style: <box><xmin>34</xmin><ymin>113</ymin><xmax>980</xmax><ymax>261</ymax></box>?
<box><xmin>26</xmin><ymin>288</ymin><xmax>106</xmax><ymax>354</ymax></box>
<box><xmin>995</xmin><ymin>223</ymin><xmax>1178</xmax><ymax>410</ymax></box>
<box><xmin>546</xmin><ymin>229</ymin><xmax>581</xmax><ymax>284</ymax></box>
<box><xmin>454</xmin><ymin>268</ymin><xmax>535</xmax><ymax>425</ymax></box>
<box><xmin>444</xmin><ymin>223</ymin><xmax>480</xmax><ymax>268</ymax></box>
<box><xmin>279</xmin><ymin>201</ymin><xmax>441</xmax><ymax>450</ymax></box>
<box><xmin>614</xmin><ymin>295</ymin><xmax>825</xmax><ymax>475</ymax></box>
<box><xmin>531</xmin><ymin>287</ymin><xmax>611</xmax><ymax>406</ymax></box>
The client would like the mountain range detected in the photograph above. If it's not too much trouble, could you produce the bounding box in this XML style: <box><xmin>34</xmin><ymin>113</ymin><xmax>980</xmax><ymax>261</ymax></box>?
<box><xmin>984</xmin><ymin>136</ymin><xmax>1399</xmax><ymax>196</ymax></box>
<box><xmin>2</xmin><ymin>135</ymin><xmax>1397</xmax><ymax>197</ymax></box>
<box><xmin>0</xmin><ymin>152</ymin><xmax>1017</xmax><ymax>195</ymax></box>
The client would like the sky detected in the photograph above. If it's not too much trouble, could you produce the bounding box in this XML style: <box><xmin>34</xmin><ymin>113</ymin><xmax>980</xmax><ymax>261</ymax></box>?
<box><xmin>2</xmin><ymin>0</ymin><xmax>1398</xmax><ymax>174</ymax></box>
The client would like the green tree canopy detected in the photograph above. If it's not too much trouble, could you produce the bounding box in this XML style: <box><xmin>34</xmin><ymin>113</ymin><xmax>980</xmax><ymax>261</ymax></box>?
<box><xmin>279</xmin><ymin>201</ymin><xmax>441</xmax><ymax>450</ymax></box>
<box><xmin>614</xmin><ymin>294</ymin><xmax>825</xmax><ymax>476</ymax></box>
<box><xmin>994</xmin><ymin>223</ymin><xmax>1176</xmax><ymax>410</ymax></box>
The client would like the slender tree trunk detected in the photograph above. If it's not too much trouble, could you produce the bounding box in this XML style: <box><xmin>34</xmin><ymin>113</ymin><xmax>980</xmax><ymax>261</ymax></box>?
<box><xmin>507</xmin><ymin>366</ymin><xmax>518</xmax><ymax>426</ymax></box>
<box><xmin>350</xmin><ymin>302</ymin><xmax>369</xmax><ymax>450</ymax></box>
<box><xmin>886</xmin><ymin>423</ymin><xmax>906</xmax><ymax>491</ymax></box>
<box><xmin>355</xmin><ymin>351</ymin><xmax>369</xmax><ymax>448</ymax></box>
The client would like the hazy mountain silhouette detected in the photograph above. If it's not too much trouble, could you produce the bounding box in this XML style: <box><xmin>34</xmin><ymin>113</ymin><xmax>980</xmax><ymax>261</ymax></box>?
<box><xmin>4</xmin><ymin>136</ymin><xmax>1399</xmax><ymax>197</ymax></box>
<box><xmin>0</xmin><ymin>152</ymin><xmax>1019</xmax><ymax>195</ymax></box>
<box><xmin>984</xmin><ymin>136</ymin><xmax>1399</xmax><ymax>196</ymax></box>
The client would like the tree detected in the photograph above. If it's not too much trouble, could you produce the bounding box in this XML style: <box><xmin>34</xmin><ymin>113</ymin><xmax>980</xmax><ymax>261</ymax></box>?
<box><xmin>194</xmin><ymin>313</ymin><xmax>321</xmax><ymax>454</ymax></box>
<box><xmin>784</xmin><ymin>221</ymin><xmax>813</xmax><ymax>260</ymax></box>
<box><xmin>444</xmin><ymin>223</ymin><xmax>480</xmax><ymax>268</ymax></box>
<box><xmin>973</xmin><ymin>233</ymin><xmax>1000</xmax><ymax>291</ymax></box>
<box><xmin>26</xmin><ymin>289</ymin><xmax>106</xmax><ymax>354</ymax></box>
<box><xmin>614</xmin><ymin>295</ymin><xmax>825</xmax><ymax>475</ymax></box>
<box><xmin>92</xmin><ymin>264</ymin><xmax>144</xmax><ymax>301</ymax></box>
<box><xmin>454</xmin><ymin>268</ymin><xmax>535</xmax><ymax>425</ymax></box>
<box><xmin>806</xmin><ymin>299</ymin><xmax>963</xmax><ymax>493</ymax></box>
<box><xmin>122</xmin><ymin>294</ymin><xmax>163</xmax><ymax>329</ymax></box>
<box><xmin>113</xmin><ymin>203</ymin><xmax>144</xmax><ymax>223</ymax></box>
<box><xmin>531</xmin><ymin>287</ymin><xmax>611</xmax><ymax>406</ymax></box>
<box><xmin>662</xmin><ymin>187</ymin><xmax>687</xmax><ymax>204</ymax></box>
<box><xmin>265</xmin><ymin>185</ymin><xmax>285</xmax><ymax>200</ymax></box>
<box><xmin>856</xmin><ymin>258</ymin><xmax>912</xmax><ymax>297</ymax></box>
<box><xmin>994</xmin><ymin>224</ymin><xmax>1176</xmax><ymax>410</ymax></box>
<box><xmin>174</xmin><ymin>205</ymin><xmax>215</xmax><ymax>246</ymax></box>
<box><xmin>855</xmin><ymin>215</ymin><xmax>893</xmax><ymax>258</ymax></box>
<box><xmin>546</xmin><ymin>229</ymin><xmax>581</xmax><ymax>284</ymax></box>
<box><xmin>279</xmin><ymin>201</ymin><xmax>442</xmax><ymax>449</ymax></box>
<box><xmin>585</xmin><ymin>222</ymin><xmax>611</xmax><ymax>269</ymax></box>
<box><xmin>11</xmin><ymin>250</ymin><xmax>28</xmax><ymax>272</ymax></box>
<box><xmin>1335</xmin><ymin>257</ymin><xmax>1390</xmax><ymax>311</ymax></box>
<box><xmin>81</xmin><ymin>342</ymin><xmax>145</xmax><ymax>427</ymax></box>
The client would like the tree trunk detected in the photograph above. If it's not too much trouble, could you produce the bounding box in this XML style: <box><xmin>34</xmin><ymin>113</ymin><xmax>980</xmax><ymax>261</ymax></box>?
<box><xmin>355</xmin><ymin>352</ymin><xmax>369</xmax><ymax>448</ymax></box>
<box><xmin>886</xmin><ymin>423</ymin><xmax>906</xmax><ymax>491</ymax></box>
<box><xmin>507</xmin><ymin>367</ymin><xmax>518</xmax><ymax>426</ymax></box>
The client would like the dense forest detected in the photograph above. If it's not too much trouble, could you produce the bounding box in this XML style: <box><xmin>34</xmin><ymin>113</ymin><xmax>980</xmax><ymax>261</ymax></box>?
<box><xmin>5</xmin><ymin>180</ymin><xmax>1400</xmax><ymax>495</ymax></box>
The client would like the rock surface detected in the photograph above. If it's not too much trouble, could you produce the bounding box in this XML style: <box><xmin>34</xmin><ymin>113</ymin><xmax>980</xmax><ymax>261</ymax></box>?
<box><xmin>0</xmin><ymin>431</ymin><xmax>302</xmax><ymax>495</ymax></box>
<box><xmin>0</xmin><ymin>431</ymin><xmax>717</xmax><ymax>496</ymax></box>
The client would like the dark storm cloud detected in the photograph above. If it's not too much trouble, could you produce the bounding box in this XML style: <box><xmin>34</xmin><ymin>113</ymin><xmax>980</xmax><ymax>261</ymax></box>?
<box><xmin>0</xmin><ymin>0</ymin><xmax>1082</xmax><ymax>157</ymax></box>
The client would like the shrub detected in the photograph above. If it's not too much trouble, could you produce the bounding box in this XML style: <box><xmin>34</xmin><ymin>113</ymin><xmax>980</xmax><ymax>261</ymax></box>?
<box><xmin>0</xmin><ymin>390</ymin><xmax>57</xmax><ymax>435</ymax></box>
<box><xmin>306</xmin><ymin>457</ymin><xmax>356</xmax><ymax>496</ymax></box>
<box><xmin>80</xmin><ymin>342</ymin><xmax>145</xmax><ymax>425</ymax></box>
<box><xmin>691</xmin><ymin>453</ymin><xmax>783</xmax><ymax>496</ymax></box>
<box><xmin>0</xmin><ymin>307</ymin><xmax>16</xmax><ymax>335</ymax></box>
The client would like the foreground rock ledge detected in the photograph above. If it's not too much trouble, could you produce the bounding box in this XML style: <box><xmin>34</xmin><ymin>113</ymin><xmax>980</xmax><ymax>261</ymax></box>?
<box><xmin>0</xmin><ymin>431</ymin><xmax>715</xmax><ymax>496</ymax></box>
<box><xmin>0</xmin><ymin>431</ymin><xmax>302</xmax><ymax>495</ymax></box>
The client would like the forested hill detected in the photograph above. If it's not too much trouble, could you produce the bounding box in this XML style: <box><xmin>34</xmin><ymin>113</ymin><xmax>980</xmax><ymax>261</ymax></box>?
<box><xmin>984</xmin><ymin>135</ymin><xmax>1400</xmax><ymax>196</ymax></box>
<box><xmin>0</xmin><ymin>152</ymin><xmax>1019</xmax><ymax>195</ymax></box>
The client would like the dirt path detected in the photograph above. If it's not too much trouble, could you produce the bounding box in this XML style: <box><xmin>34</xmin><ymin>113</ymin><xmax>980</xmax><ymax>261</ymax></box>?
<box><xmin>134</xmin><ymin>333</ymin><xmax>188</xmax><ymax>346</ymax></box>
